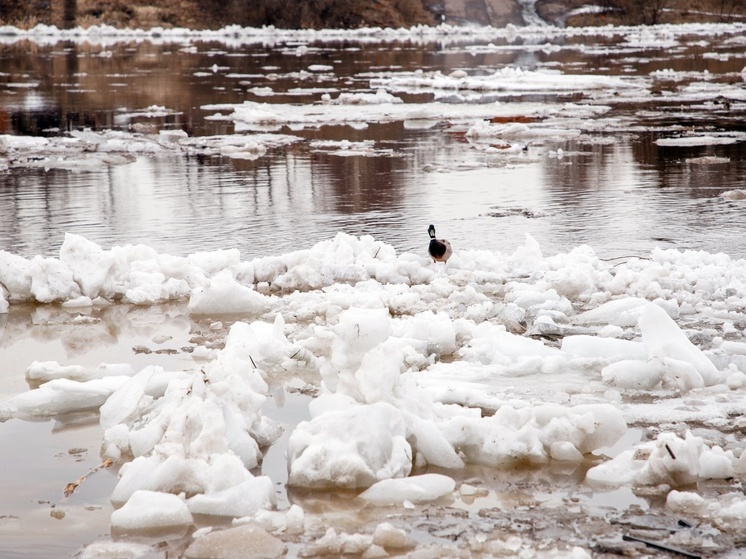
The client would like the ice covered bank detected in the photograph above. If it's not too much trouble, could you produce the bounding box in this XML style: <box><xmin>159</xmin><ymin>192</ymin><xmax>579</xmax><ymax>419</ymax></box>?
<box><xmin>4</xmin><ymin>231</ymin><xmax>746</xmax><ymax>553</ymax></box>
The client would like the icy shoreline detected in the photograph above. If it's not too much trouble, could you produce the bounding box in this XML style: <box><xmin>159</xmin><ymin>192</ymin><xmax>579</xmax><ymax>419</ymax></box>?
<box><xmin>3</xmin><ymin>232</ymin><xmax>746</xmax><ymax>556</ymax></box>
<box><xmin>1</xmin><ymin>21</ymin><xmax>745</xmax><ymax>47</ymax></box>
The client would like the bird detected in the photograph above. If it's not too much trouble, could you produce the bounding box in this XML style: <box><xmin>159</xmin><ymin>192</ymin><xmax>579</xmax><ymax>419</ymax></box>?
<box><xmin>428</xmin><ymin>224</ymin><xmax>452</xmax><ymax>263</ymax></box>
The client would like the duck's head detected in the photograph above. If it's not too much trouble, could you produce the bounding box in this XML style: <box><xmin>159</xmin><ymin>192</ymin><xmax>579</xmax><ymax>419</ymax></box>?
<box><xmin>428</xmin><ymin>224</ymin><xmax>436</xmax><ymax>239</ymax></box>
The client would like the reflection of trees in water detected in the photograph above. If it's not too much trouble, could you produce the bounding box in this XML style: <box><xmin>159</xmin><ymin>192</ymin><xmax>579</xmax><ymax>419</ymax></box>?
<box><xmin>632</xmin><ymin>133</ymin><xmax>746</xmax><ymax>196</ymax></box>
<box><xmin>306</xmin><ymin>125</ymin><xmax>408</xmax><ymax>214</ymax></box>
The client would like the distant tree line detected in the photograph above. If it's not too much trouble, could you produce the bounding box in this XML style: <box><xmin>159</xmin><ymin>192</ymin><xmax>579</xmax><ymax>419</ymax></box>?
<box><xmin>0</xmin><ymin>0</ymin><xmax>433</xmax><ymax>29</ymax></box>
<box><xmin>199</xmin><ymin>0</ymin><xmax>432</xmax><ymax>28</ymax></box>
<box><xmin>598</xmin><ymin>0</ymin><xmax>744</xmax><ymax>24</ymax></box>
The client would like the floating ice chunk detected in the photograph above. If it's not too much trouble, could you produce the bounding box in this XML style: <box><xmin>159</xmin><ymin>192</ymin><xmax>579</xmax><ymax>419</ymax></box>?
<box><xmin>78</xmin><ymin>540</ymin><xmax>154</xmax><ymax>559</ymax></box>
<box><xmin>561</xmin><ymin>335</ymin><xmax>648</xmax><ymax>361</ymax></box>
<box><xmin>573</xmin><ymin>297</ymin><xmax>650</xmax><ymax>327</ymax></box>
<box><xmin>721</xmin><ymin>189</ymin><xmax>746</xmax><ymax>201</ymax></box>
<box><xmin>188</xmin><ymin>270</ymin><xmax>271</xmax><ymax>315</ymax></box>
<box><xmin>0</xmin><ymin>376</ymin><xmax>129</xmax><ymax>420</ymax></box>
<box><xmin>58</xmin><ymin>233</ymin><xmax>118</xmax><ymax>299</ymax></box>
<box><xmin>287</xmin><ymin>401</ymin><xmax>411</xmax><ymax>488</ymax></box>
<box><xmin>219</xmin><ymin>141</ymin><xmax>267</xmax><ymax>160</ymax></box>
<box><xmin>187</xmin><ymin>476</ymin><xmax>276</xmax><ymax>518</ymax></box>
<box><xmin>231</xmin><ymin>102</ymin><xmax>280</xmax><ymax>125</ymax></box>
<box><xmin>111</xmin><ymin>490</ymin><xmax>192</xmax><ymax>533</ymax></box>
<box><xmin>720</xmin><ymin>340</ymin><xmax>746</xmax><ymax>355</ymax></box>
<box><xmin>666</xmin><ymin>490</ymin><xmax>710</xmax><ymax>516</ymax></box>
<box><xmin>328</xmin><ymin>89</ymin><xmax>402</xmax><ymax>105</ymax></box>
<box><xmin>28</xmin><ymin>255</ymin><xmax>81</xmax><ymax>302</ymax></box>
<box><xmin>106</xmin><ymin>334</ymin><xmax>278</xmax><ymax>500</ymax></box>
<box><xmin>303</xmin><ymin>528</ymin><xmax>374</xmax><ymax>556</ymax></box>
<box><xmin>656</xmin><ymin>134</ymin><xmax>742</xmax><ymax>146</ymax></box>
<box><xmin>111</xmin><ymin>452</ymin><xmax>252</xmax><ymax>507</ymax></box>
<box><xmin>359</xmin><ymin>473</ymin><xmax>455</xmax><ymax>505</ymax></box>
<box><xmin>26</xmin><ymin>361</ymin><xmax>136</xmax><ymax>384</ymax></box>
<box><xmin>588</xmin><ymin>431</ymin><xmax>735</xmax><ymax>489</ymax></box>
<box><xmin>245</xmin><ymin>503</ymin><xmax>305</xmax><ymax>535</ymax></box>
<box><xmin>99</xmin><ymin>366</ymin><xmax>156</xmax><ymax>430</ymax></box>
<box><xmin>585</xmin><ymin>448</ymin><xmax>640</xmax><ymax>488</ymax></box>
<box><xmin>667</xmin><ymin>490</ymin><xmax>746</xmax><ymax>530</ymax></box>
<box><xmin>184</xmin><ymin>524</ymin><xmax>285</xmax><ymax>559</ymax></box>
<box><xmin>158</xmin><ymin>129</ymin><xmax>188</xmax><ymax>143</ymax></box>
<box><xmin>226</xmin><ymin>315</ymin><xmax>315</xmax><ymax>375</ymax></box>
<box><xmin>372</xmin><ymin>522</ymin><xmax>412</xmax><ymax>549</ymax></box>
<box><xmin>550</xmin><ymin>441</ymin><xmax>585</xmax><ymax>462</ymax></box>
<box><xmin>601</xmin><ymin>359</ymin><xmax>665</xmax><ymax>390</ymax></box>
<box><xmin>640</xmin><ymin>303</ymin><xmax>721</xmax><ymax>386</ymax></box>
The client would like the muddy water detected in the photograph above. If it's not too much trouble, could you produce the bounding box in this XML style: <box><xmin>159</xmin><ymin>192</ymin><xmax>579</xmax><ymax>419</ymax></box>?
<box><xmin>1</xmin><ymin>26</ymin><xmax>746</xmax><ymax>558</ymax></box>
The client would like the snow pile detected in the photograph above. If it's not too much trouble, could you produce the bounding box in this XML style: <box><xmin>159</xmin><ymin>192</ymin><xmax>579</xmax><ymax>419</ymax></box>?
<box><xmin>97</xmin><ymin>322</ymin><xmax>282</xmax><ymax>522</ymax></box>
<box><xmin>4</xmin><ymin>230</ymin><xmax>746</xmax><ymax>537</ymax></box>
<box><xmin>0</xmin><ymin>232</ymin><xmax>255</xmax><ymax>307</ymax></box>
<box><xmin>286</xmin><ymin>304</ymin><xmax>626</xmax><ymax>488</ymax></box>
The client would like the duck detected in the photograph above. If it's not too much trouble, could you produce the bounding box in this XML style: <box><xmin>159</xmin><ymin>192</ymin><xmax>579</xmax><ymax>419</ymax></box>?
<box><xmin>428</xmin><ymin>224</ymin><xmax>452</xmax><ymax>263</ymax></box>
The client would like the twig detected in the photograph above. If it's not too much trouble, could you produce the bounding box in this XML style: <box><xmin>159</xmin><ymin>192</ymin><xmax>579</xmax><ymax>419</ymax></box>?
<box><xmin>622</xmin><ymin>535</ymin><xmax>701</xmax><ymax>559</ymax></box>
<box><xmin>63</xmin><ymin>458</ymin><xmax>114</xmax><ymax>499</ymax></box>
<box><xmin>665</xmin><ymin>443</ymin><xmax>676</xmax><ymax>459</ymax></box>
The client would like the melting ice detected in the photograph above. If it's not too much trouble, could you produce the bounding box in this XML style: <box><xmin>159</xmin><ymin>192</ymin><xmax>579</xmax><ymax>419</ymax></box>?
<box><xmin>1</xmin><ymin>17</ymin><xmax>746</xmax><ymax>559</ymax></box>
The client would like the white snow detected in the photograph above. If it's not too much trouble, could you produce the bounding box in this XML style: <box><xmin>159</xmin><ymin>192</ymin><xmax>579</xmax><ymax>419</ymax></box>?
<box><xmin>110</xmin><ymin>489</ymin><xmax>193</xmax><ymax>532</ymax></box>
<box><xmin>359</xmin><ymin>473</ymin><xmax>456</xmax><ymax>504</ymax></box>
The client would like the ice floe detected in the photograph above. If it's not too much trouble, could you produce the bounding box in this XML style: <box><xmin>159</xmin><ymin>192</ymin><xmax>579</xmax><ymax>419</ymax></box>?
<box><xmin>3</xmin><ymin>231</ymin><xmax>746</xmax><ymax>522</ymax></box>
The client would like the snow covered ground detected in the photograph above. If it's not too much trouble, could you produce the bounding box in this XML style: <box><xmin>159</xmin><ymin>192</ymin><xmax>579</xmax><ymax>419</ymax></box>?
<box><xmin>1</xmin><ymin>19</ymin><xmax>746</xmax><ymax>559</ymax></box>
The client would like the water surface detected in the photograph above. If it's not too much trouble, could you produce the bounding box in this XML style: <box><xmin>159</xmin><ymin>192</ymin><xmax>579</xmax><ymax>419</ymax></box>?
<box><xmin>1</xmin><ymin>29</ymin><xmax>745</xmax><ymax>260</ymax></box>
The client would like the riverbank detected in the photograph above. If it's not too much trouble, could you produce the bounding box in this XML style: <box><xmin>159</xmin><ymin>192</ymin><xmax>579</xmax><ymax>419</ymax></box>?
<box><xmin>3</xmin><ymin>0</ymin><xmax>746</xmax><ymax>30</ymax></box>
<box><xmin>0</xmin><ymin>0</ymin><xmax>435</xmax><ymax>30</ymax></box>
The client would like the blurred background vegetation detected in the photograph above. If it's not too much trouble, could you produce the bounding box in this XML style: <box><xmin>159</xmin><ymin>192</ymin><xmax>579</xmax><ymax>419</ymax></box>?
<box><xmin>0</xmin><ymin>0</ymin><xmax>744</xmax><ymax>29</ymax></box>
<box><xmin>0</xmin><ymin>0</ymin><xmax>435</xmax><ymax>29</ymax></box>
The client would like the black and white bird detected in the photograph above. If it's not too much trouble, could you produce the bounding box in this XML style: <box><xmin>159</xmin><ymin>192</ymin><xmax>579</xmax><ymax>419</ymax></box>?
<box><xmin>428</xmin><ymin>224</ymin><xmax>452</xmax><ymax>263</ymax></box>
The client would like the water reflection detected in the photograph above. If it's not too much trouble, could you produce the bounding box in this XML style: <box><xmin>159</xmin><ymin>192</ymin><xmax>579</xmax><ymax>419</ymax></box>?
<box><xmin>1</xmin><ymin>31</ymin><xmax>746</xmax><ymax>261</ymax></box>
